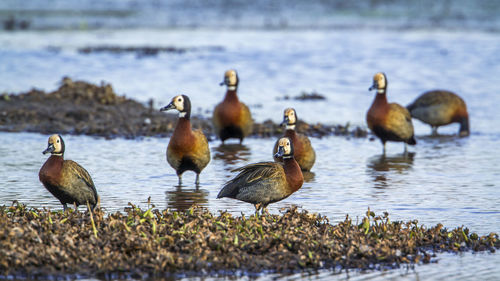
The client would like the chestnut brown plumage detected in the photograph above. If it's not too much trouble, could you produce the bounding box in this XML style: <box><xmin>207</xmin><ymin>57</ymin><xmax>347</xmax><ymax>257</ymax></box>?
<box><xmin>217</xmin><ymin>137</ymin><xmax>303</xmax><ymax>213</ymax></box>
<box><xmin>366</xmin><ymin>72</ymin><xmax>416</xmax><ymax>153</ymax></box>
<box><xmin>273</xmin><ymin>108</ymin><xmax>315</xmax><ymax>171</ymax></box>
<box><xmin>213</xmin><ymin>69</ymin><xmax>253</xmax><ymax>144</ymax></box>
<box><xmin>161</xmin><ymin>95</ymin><xmax>210</xmax><ymax>185</ymax></box>
<box><xmin>407</xmin><ymin>90</ymin><xmax>469</xmax><ymax>137</ymax></box>
<box><xmin>39</xmin><ymin>134</ymin><xmax>99</xmax><ymax>211</ymax></box>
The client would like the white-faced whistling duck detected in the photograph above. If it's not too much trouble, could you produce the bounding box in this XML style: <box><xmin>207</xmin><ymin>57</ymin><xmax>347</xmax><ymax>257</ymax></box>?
<box><xmin>39</xmin><ymin>134</ymin><xmax>99</xmax><ymax>211</ymax></box>
<box><xmin>273</xmin><ymin>108</ymin><xmax>315</xmax><ymax>171</ymax></box>
<box><xmin>217</xmin><ymin>137</ymin><xmax>303</xmax><ymax>214</ymax></box>
<box><xmin>407</xmin><ymin>90</ymin><xmax>469</xmax><ymax>137</ymax></box>
<box><xmin>213</xmin><ymin>69</ymin><xmax>253</xmax><ymax>144</ymax></box>
<box><xmin>160</xmin><ymin>95</ymin><xmax>210</xmax><ymax>185</ymax></box>
<box><xmin>366</xmin><ymin>72</ymin><xmax>416</xmax><ymax>153</ymax></box>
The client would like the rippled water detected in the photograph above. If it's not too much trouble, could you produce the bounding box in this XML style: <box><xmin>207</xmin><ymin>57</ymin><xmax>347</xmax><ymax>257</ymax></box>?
<box><xmin>1</xmin><ymin>18</ymin><xmax>500</xmax><ymax>281</ymax></box>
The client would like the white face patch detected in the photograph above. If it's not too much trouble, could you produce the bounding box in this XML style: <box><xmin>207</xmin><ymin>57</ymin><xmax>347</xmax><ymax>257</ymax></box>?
<box><xmin>173</xmin><ymin>95</ymin><xmax>184</xmax><ymax>111</ymax></box>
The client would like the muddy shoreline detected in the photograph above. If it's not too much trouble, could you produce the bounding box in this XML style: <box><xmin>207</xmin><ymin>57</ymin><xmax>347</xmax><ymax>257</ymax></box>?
<box><xmin>0</xmin><ymin>78</ymin><xmax>367</xmax><ymax>140</ymax></box>
<box><xmin>0</xmin><ymin>202</ymin><xmax>498</xmax><ymax>279</ymax></box>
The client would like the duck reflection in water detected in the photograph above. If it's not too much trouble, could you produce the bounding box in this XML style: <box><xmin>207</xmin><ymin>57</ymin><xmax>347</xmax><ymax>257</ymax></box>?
<box><xmin>166</xmin><ymin>185</ymin><xmax>208</xmax><ymax>212</ymax></box>
<box><xmin>366</xmin><ymin>152</ymin><xmax>415</xmax><ymax>189</ymax></box>
<box><xmin>213</xmin><ymin>143</ymin><xmax>251</xmax><ymax>167</ymax></box>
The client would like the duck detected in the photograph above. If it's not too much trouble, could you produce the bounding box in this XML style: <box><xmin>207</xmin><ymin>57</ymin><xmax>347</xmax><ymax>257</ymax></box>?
<box><xmin>217</xmin><ymin>137</ymin><xmax>303</xmax><ymax>213</ymax></box>
<box><xmin>39</xmin><ymin>134</ymin><xmax>99</xmax><ymax>211</ymax></box>
<box><xmin>272</xmin><ymin>108</ymin><xmax>315</xmax><ymax>171</ymax></box>
<box><xmin>160</xmin><ymin>95</ymin><xmax>210</xmax><ymax>185</ymax></box>
<box><xmin>366</xmin><ymin>72</ymin><xmax>416</xmax><ymax>153</ymax></box>
<box><xmin>213</xmin><ymin>69</ymin><xmax>253</xmax><ymax>144</ymax></box>
<box><xmin>406</xmin><ymin>90</ymin><xmax>469</xmax><ymax>137</ymax></box>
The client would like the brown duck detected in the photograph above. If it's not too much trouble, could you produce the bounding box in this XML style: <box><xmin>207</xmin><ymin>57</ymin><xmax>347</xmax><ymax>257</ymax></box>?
<box><xmin>213</xmin><ymin>69</ymin><xmax>253</xmax><ymax>144</ymax></box>
<box><xmin>217</xmin><ymin>137</ymin><xmax>303</xmax><ymax>213</ymax></box>
<box><xmin>272</xmin><ymin>108</ymin><xmax>315</xmax><ymax>171</ymax></box>
<box><xmin>366</xmin><ymin>72</ymin><xmax>416</xmax><ymax>153</ymax></box>
<box><xmin>407</xmin><ymin>90</ymin><xmax>469</xmax><ymax>137</ymax></box>
<box><xmin>161</xmin><ymin>95</ymin><xmax>210</xmax><ymax>185</ymax></box>
<box><xmin>39</xmin><ymin>134</ymin><xmax>99</xmax><ymax>211</ymax></box>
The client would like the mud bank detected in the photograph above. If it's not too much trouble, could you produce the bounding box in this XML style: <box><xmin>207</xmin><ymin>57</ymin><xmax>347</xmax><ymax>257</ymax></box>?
<box><xmin>0</xmin><ymin>202</ymin><xmax>497</xmax><ymax>279</ymax></box>
<box><xmin>0</xmin><ymin>78</ymin><xmax>367</xmax><ymax>139</ymax></box>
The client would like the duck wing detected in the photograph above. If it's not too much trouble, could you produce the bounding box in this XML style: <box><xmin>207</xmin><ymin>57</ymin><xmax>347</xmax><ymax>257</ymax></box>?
<box><xmin>217</xmin><ymin>162</ymin><xmax>285</xmax><ymax>203</ymax></box>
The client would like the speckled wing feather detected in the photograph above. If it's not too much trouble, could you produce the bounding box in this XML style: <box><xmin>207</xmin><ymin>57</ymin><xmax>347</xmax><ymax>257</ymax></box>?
<box><xmin>296</xmin><ymin>133</ymin><xmax>316</xmax><ymax>171</ymax></box>
<box><xmin>387</xmin><ymin>103</ymin><xmax>414</xmax><ymax>140</ymax></box>
<box><xmin>65</xmin><ymin>160</ymin><xmax>98</xmax><ymax>200</ymax></box>
<box><xmin>407</xmin><ymin>91</ymin><xmax>462</xmax><ymax>110</ymax></box>
<box><xmin>192</xmin><ymin>129</ymin><xmax>211</xmax><ymax>170</ymax></box>
<box><xmin>217</xmin><ymin>162</ymin><xmax>286</xmax><ymax>204</ymax></box>
<box><xmin>240</xmin><ymin>103</ymin><xmax>253</xmax><ymax>137</ymax></box>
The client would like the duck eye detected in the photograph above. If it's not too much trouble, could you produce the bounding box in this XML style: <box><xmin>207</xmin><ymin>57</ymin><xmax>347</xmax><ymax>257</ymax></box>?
<box><xmin>177</xmin><ymin>98</ymin><xmax>182</xmax><ymax>102</ymax></box>
<box><xmin>57</xmin><ymin>140</ymin><xmax>60</xmax><ymax>143</ymax></box>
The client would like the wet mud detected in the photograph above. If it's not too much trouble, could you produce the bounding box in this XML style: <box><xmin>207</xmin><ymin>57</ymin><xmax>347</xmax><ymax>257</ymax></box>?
<box><xmin>0</xmin><ymin>78</ymin><xmax>367</xmax><ymax>139</ymax></box>
<box><xmin>0</xmin><ymin>202</ymin><xmax>497</xmax><ymax>279</ymax></box>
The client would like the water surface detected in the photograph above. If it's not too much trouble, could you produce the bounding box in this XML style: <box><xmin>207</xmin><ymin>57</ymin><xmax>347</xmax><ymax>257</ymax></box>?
<box><xmin>1</xmin><ymin>12</ymin><xmax>500</xmax><ymax>281</ymax></box>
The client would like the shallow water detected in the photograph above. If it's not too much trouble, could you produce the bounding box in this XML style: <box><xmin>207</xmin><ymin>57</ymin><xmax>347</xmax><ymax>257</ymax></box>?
<box><xmin>1</xmin><ymin>17</ymin><xmax>500</xmax><ymax>281</ymax></box>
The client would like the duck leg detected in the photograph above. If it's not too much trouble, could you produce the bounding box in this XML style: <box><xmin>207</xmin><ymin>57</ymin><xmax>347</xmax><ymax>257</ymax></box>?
<box><xmin>195</xmin><ymin>173</ymin><xmax>200</xmax><ymax>186</ymax></box>
<box><xmin>431</xmin><ymin>126</ymin><xmax>438</xmax><ymax>136</ymax></box>
<box><xmin>177</xmin><ymin>174</ymin><xmax>183</xmax><ymax>185</ymax></box>
<box><xmin>63</xmin><ymin>203</ymin><xmax>68</xmax><ymax>212</ymax></box>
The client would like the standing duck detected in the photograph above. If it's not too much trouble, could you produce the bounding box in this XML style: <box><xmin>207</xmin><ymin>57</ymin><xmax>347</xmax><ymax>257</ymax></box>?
<box><xmin>272</xmin><ymin>108</ymin><xmax>315</xmax><ymax>171</ymax></box>
<box><xmin>39</xmin><ymin>134</ymin><xmax>99</xmax><ymax>211</ymax></box>
<box><xmin>161</xmin><ymin>95</ymin><xmax>210</xmax><ymax>185</ymax></box>
<box><xmin>407</xmin><ymin>90</ymin><xmax>469</xmax><ymax>137</ymax></box>
<box><xmin>213</xmin><ymin>69</ymin><xmax>253</xmax><ymax>144</ymax></box>
<box><xmin>217</xmin><ymin>137</ymin><xmax>303</xmax><ymax>213</ymax></box>
<box><xmin>366</xmin><ymin>72</ymin><xmax>416</xmax><ymax>153</ymax></box>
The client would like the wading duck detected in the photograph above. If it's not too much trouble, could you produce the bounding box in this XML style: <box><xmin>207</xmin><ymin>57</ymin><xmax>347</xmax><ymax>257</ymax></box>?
<box><xmin>272</xmin><ymin>108</ymin><xmax>315</xmax><ymax>171</ymax></box>
<box><xmin>407</xmin><ymin>90</ymin><xmax>469</xmax><ymax>137</ymax></box>
<box><xmin>213</xmin><ymin>69</ymin><xmax>253</xmax><ymax>144</ymax></box>
<box><xmin>366</xmin><ymin>72</ymin><xmax>416</xmax><ymax>153</ymax></box>
<box><xmin>39</xmin><ymin>134</ymin><xmax>99</xmax><ymax>211</ymax></box>
<box><xmin>217</xmin><ymin>137</ymin><xmax>303</xmax><ymax>213</ymax></box>
<box><xmin>161</xmin><ymin>95</ymin><xmax>210</xmax><ymax>185</ymax></box>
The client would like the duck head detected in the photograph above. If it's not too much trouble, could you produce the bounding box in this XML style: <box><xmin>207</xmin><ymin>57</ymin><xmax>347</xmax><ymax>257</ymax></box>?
<box><xmin>43</xmin><ymin>134</ymin><xmax>65</xmax><ymax>156</ymax></box>
<box><xmin>369</xmin><ymin>72</ymin><xmax>387</xmax><ymax>94</ymax></box>
<box><xmin>274</xmin><ymin>137</ymin><xmax>294</xmax><ymax>159</ymax></box>
<box><xmin>219</xmin><ymin>69</ymin><xmax>239</xmax><ymax>91</ymax></box>
<box><xmin>160</xmin><ymin>95</ymin><xmax>192</xmax><ymax>119</ymax></box>
<box><xmin>281</xmin><ymin>108</ymin><xmax>297</xmax><ymax>130</ymax></box>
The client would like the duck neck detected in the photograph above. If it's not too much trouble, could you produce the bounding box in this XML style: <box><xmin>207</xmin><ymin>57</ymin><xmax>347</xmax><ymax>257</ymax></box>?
<box><xmin>458</xmin><ymin>115</ymin><xmax>470</xmax><ymax>137</ymax></box>
<box><xmin>223</xmin><ymin>89</ymin><xmax>240</xmax><ymax>103</ymax></box>
<box><xmin>44</xmin><ymin>154</ymin><xmax>64</xmax><ymax>173</ymax></box>
<box><xmin>285</xmin><ymin>124</ymin><xmax>296</xmax><ymax>131</ymax></box>
<box><xmin>283</xmin><ymin>157</ymin><xmax>304</xmax><ymax>192</ymax></box>
<box><xmin>372</xmin><ymin>89</ymin><xmax>388</xmax><ymax>107</ymax></box>
<box><xmin>174</xmin><ymin>117</ymin><xmax>192</xmax><ymax>135</ymax></box>
<box><xmin>284</xmin><ymin>128</ymin><xmax>297</xmax><ymax>140</ymax></box>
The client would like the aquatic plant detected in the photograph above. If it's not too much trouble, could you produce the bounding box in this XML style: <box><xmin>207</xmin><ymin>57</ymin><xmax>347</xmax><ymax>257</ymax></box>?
<box><xmin>0</xmin><ymin>202</ymin><xmax>497</xmax><ymax>279</ymax></box>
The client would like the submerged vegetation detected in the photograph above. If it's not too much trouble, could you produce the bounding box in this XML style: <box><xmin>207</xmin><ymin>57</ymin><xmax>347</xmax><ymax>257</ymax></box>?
<box><xmin>0</xmin><ymin>202</ymin><xmax>497</xmax><ymax>279</ymax></box>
